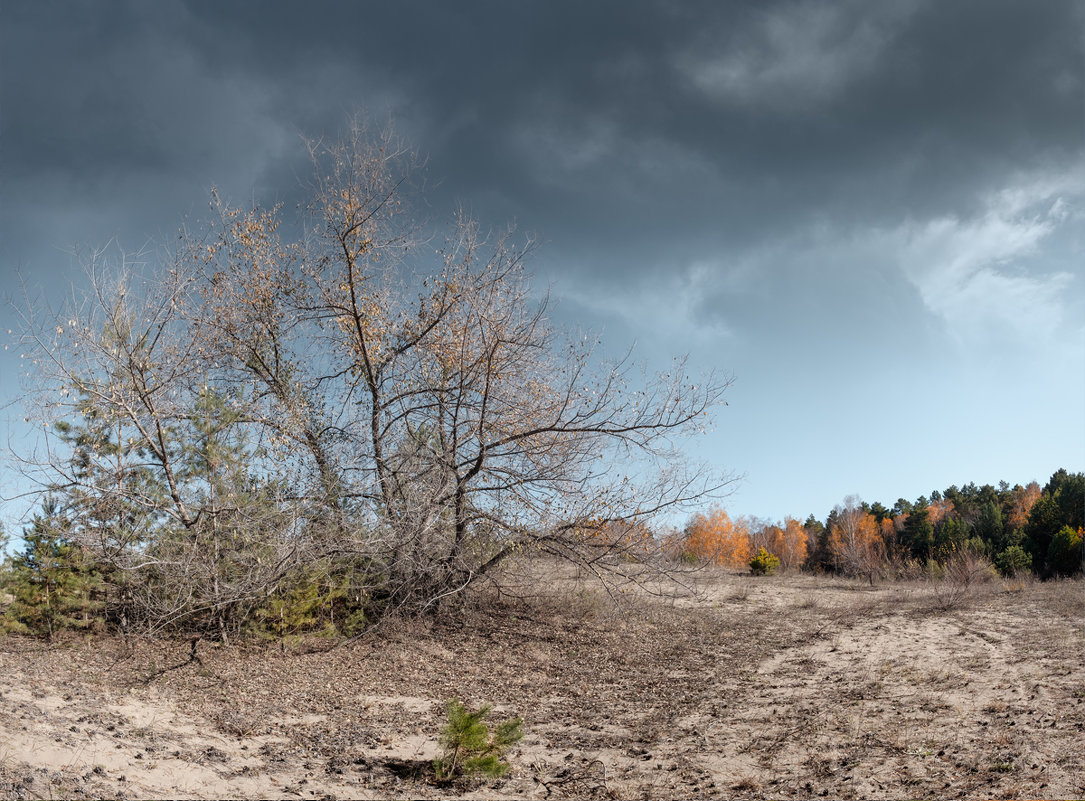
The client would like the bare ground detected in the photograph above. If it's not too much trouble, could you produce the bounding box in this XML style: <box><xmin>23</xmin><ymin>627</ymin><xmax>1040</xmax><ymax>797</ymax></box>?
<box><xmin>1</xmin><ymin>566</ymin><xmax>1082</xmax><ymax>800</ymax></box>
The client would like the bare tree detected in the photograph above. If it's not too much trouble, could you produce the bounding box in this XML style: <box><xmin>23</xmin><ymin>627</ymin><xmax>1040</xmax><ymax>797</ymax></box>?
<box><xmin>829</xmin><ymin>495</ymin><xmax>883</xmax><ymax>583</ymax></box>
<box><xmin>16</xmin><ymin>119</ymin><xmax>734</xmax><ymax>630</ymax></box>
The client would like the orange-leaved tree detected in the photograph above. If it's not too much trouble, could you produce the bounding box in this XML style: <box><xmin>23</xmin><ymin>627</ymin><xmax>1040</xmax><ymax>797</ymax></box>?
<box><xmin>928</xmin><ymin>497</ymin><xmax>954</xmax><ymax>528</ymax></box>
<box><xmin>682</xmin><ymin>508</ymin><xmax>751</xmax><ymax>567</ymax></box>
<box><xmin>1008</xmin><ymin>482</ymin><xmax>1042</xmax><ymax>531</ymax></box>
<box><xmin>770</xmin><ymin>516</ymin><xmax>808</xmax><ymax>571</ymax></box>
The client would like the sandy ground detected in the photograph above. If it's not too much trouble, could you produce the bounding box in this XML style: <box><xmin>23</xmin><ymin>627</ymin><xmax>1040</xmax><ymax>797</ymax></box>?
<box><xmin>1</xmin><ymin>566</ymin><xmax>1082</xmax><ymax>800</ymax></box>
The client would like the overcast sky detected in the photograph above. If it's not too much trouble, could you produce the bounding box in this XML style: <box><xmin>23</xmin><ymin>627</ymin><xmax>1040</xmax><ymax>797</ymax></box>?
<box><xmin>1</xmin><ymin>0</ymin><xmax>1083</xmax><ymax>531</ymax></box>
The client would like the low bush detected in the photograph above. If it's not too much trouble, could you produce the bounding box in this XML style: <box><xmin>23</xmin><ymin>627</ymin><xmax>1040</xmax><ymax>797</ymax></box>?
<box><xmin>248</xmin><ymin>561</ymin><xmax>370</xmax><ymax>642</ymax></box>
<box><xmin>995</xmin><ymin>545</ymin><xmax>1032</xmax><ymax>577</ymax></box>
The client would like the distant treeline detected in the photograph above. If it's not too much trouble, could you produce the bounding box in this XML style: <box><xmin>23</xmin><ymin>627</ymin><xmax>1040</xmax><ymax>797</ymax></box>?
<box><xmin>675</xmin><ymin>469</ymin><xmax>1083</xmax><ymax>581</ymax></box>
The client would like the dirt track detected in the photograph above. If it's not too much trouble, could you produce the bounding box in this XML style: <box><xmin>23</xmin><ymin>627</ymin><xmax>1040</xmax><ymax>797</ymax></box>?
<box><xmin>1</xmin><ymin>567</ymin><xmax>1082</xmax><ymax>799</ymax></box>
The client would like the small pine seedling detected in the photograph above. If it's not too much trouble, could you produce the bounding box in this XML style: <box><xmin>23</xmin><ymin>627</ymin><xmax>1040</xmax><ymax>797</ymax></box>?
<box><xmin>434</xmin><ymin>698</ymin><xmax>523</xmax><ymax>782</ymax></box>
<box><xmin>749</xmin><ymin>546</ymin><xmax>780</xmax><ymax>576</ymax></box>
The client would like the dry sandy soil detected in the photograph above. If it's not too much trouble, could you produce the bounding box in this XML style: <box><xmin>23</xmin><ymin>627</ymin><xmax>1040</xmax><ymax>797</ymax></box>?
<box><xmin>1</xmin><ymin>565</ymin><xmax>1082</xmax><ymax>800</ymax></box>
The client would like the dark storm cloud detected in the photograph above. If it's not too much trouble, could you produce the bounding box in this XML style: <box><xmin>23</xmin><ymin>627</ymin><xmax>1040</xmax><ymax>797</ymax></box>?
<box><xmin>4</xmin><ymin>0</ymin><xmax>1080</xmax><ymax>274</ymax></box>
<box><xmin>2</xmin><ymin>2</ymin><xmax>277</xmax><ymax>275</ymax></box>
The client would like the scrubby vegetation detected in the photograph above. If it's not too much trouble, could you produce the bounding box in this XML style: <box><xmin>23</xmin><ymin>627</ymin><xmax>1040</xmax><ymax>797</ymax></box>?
<box><xmin>4</xmin><ymin>122</ymin><xmax>730</xmax><ymax>643</ymax></box>
<box><xmin>3</xmin><ymin>466</ymin><xmax>1080</xmax><ymax>641</ymax></box>
<box><xmin>1</xmin><ymin>498</ymin><xmax>102</xmax><ymax>639</ymax></box>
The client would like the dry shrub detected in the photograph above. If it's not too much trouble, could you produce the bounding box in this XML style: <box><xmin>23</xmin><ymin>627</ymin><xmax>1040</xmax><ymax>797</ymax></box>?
<box><xmin>945</xmin><ymin>548</ymin><xmax>997</xmax><ymax>585</ymax></box>
<box><xmin>1001</xmin><ymin>573</ymin><xmax>1036</xmax><ymax>594</ymax></box>
<box><xmin>727</xmin><ymin>580</ymin><xmax>752</xmax><ymax>603</ymax></box>
<box><xmin>17</xmin><ymin>123</ymin><xmax>734</xmax><ymax>640</ymax></box>
<box><xmin>931</xmin><ymin>548</ymin><xmax>997</xmax><ymax>611</ymax></box>
<box><xmin>732</xmin><ymin>776</ymin><xmax>762</xmax><ymax>792</ymax></box>
<box><xmin>882</xmin><ymin>550</ymin><xmax>927</xmax><ymax>581</ymax></box>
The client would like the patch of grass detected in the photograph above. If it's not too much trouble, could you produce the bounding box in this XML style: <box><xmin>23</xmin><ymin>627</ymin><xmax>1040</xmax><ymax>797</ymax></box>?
<box><xmin>728</xmin><ymin>582</ymin><xmax>751</xmax><ymax>602</ymax></box>
<box><xmin>1034</xmin><ymin>578</ymin><xmax>1085</xmax><ymax>619</ymax></box>
<box><xmin>732</xmin><ymin>776</ymin><xmax>762</xmax><ymax>791</ymax></box>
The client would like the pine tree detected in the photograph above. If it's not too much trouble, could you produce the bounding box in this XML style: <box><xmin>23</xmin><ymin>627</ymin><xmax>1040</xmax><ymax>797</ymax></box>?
<box><xmin>4</xmin><ymin>498</ymin><xmax>102</xmax><ymax>639</ymax></box>
<box><xmin>169</xmin><ymin>386</ymin><xmax>289</xmax><ymax>642</ymax></box>
<box><xmin>936</xmin><ymin>516</ymin><xmax>971</xmax><ymax>555</ymax></box>
<box><xmin>902</xmin><ymin>499</ymin><xmax>934</xmax><ymax>562</ymax></box>
<box><xmin>972</xmin><ymin>500</ymin><xmax>1004</xmax><ymax>552</ymax></box>
<box><xmin>1024</xmin><ymin>494</ymin><xmax>1062</xmax><ymax>574</ymax></box>
<box><xmin>1048</xmin><ymin>526</ymin><xmax>1083</xmax><ymax>577</ymax></box>
<box><xmin>53</xmin><ymin>388</ymin><xmax>167</xmax><ymax>632</ymax></box>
